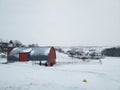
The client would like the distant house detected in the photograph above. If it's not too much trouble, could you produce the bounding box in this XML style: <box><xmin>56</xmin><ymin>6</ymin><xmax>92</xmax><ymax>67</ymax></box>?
<box><xmin>7</xmin><ymin>46</ymin><xmax>56</xmax><ymax>66</ymax></box>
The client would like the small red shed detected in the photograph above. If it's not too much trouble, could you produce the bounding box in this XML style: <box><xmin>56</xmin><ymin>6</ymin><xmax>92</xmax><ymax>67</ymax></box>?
<box><xmin>7</xmin><ymin>41</ymin><xmax>14</xmax><ymax>56</ymax></box>
<box><xmin>19</xmin><ymin>52</ymin><xmax>29</xmax><ymax>62</ymax></box>
<box><xmin>7</xmin><ymin>47</ymin><xmax>13</xmax><ymax>56</ymax></box>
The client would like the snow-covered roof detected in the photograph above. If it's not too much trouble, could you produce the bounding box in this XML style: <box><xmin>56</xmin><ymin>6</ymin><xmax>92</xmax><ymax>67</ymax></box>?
<box><xmin>0</xmin><ymin>53</ymin><xmax>5</xmax><ymax>55</ymax></box>
<box><xmin>22</xmin><ymin>48</ymin><xmax>32</xmax><ymax>53</ymax></box>
<box><xmin>8</xmin><ymin>43</ymin><xmax>14</xmax><ymax>47</ymax></box>
<box><xmin>9</xmin><ymin>47</ymin><xmax>51</xmax><ymax>57</ymax></box>
<box><xmin>30</xmin><ymin>47</ymin><xmax>50</xmax><ymax>56</ymax></box>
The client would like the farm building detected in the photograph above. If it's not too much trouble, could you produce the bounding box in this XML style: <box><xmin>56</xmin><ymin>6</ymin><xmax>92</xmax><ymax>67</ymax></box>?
<box><xmin>7</xmin><ymin>47</ymin><xmax>56</xmax><ymax>66</ymax></box>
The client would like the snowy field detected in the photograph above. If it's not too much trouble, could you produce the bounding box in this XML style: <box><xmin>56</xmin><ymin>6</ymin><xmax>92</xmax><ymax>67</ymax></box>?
<box><xmin>0</xmin><ymin>52</ymin><xmax>120</xmax><ymax>90</ymax></box>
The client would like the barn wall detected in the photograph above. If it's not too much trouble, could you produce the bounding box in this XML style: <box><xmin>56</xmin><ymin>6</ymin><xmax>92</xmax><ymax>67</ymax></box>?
<box><xmin>7</xmin><ymin>47</ymin><xmax>13</xmax><ymax>56</ymax></box>
<box><xmin>7</xmin><ymin>56</ymin><xmax>19</xmax><ymax>62</ymax></box>
<box><xmin>19</xmin><ymin>53</ymin><xmax>29</xmax><ymax>62</ymax></box>
<box><xmin>29</xmin><ymin>55</ymin><xmax>48</xmax><ymax>61</ymax></box>
<box><xmin>48</xmin><ymin>47</ymin><xmax>56</xmax><ymax>65</ymax></box>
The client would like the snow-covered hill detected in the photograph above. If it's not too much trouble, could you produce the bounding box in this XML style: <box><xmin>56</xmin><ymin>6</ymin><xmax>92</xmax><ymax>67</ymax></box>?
<box><xmin>0</xmin><ymin>52</ymin><xmax>120</xmax><ymax>90</ymax></box>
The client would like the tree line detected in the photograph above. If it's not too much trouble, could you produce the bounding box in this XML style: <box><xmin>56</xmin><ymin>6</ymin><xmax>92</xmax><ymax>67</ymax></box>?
<box><xmin>102</xmin><ymin>47</ymin><xmax>120</xmax><ymax>57</ymax></box>
<box><xmin>0</xmin><ymin>39</ymin><xmax>39</xmax><ymax>54</ymax></box>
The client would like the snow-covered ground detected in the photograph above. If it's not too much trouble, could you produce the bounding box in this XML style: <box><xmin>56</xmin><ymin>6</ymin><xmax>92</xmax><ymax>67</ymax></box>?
<box><xmin>0</xmin><ymin>52</ymin><xmax>120</xmax><ymax>90</ymax></box>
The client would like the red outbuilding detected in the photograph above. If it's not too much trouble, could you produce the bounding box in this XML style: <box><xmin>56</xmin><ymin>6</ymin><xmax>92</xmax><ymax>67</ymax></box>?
<box><xmin>7</xmin><ymin>47</ymin><xmax>13</xmax><ymax>56</ymax></box>
<box><xmin>19</xmin><ymin>52</ymin><xmax>29</xmax><ymax>62</ymax></box>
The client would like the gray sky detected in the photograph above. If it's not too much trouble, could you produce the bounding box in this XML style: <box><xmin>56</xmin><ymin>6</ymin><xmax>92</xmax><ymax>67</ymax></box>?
<box><xmin>0</xmin><ymin>0</ymin><xmax>120</xmax><ymax>46</ymax></box>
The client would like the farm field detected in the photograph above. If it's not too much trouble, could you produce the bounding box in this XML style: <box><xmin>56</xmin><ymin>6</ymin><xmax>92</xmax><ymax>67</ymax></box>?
<box><xmin>0</xmin><ymin>52</ymin><xmax>120</xmax><ymax>90</ymax></box>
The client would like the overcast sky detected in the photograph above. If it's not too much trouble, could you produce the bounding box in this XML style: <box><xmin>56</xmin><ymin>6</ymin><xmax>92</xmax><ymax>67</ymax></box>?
<box><xmin>0</xmin><ymin>0</ymin><xmax>120</xmax><ymax>46</ymax></box>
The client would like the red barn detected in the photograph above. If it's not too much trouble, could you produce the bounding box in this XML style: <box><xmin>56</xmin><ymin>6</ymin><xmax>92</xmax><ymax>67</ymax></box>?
<box><xmin>7</xmin><ymin>47</ymin><xmax>56</xmax><ymax>66</ymax></box>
